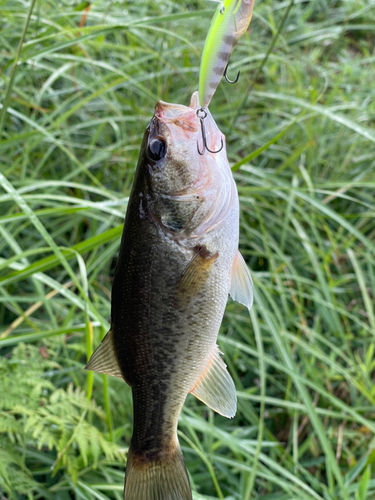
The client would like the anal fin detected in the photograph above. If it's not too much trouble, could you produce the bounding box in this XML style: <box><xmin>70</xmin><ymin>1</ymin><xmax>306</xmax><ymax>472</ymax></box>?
<box><xmin>85</xmin><ymin>330</ymin><xmax>123</xmax><ymax>379</ymax></box>
<box><xmin>190</xmin><ymin>346</ymin><xmax>236</xmax><ymax>418</ymax></box>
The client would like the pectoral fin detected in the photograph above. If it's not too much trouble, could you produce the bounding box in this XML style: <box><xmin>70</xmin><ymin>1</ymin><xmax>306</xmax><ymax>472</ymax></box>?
<box><xmin>190</xmin><ymin>346</ymin><xmax>236</xmax><ymax>418</ymax></box>
<box><xmin>176</xmin><ymin>246</ymin><xmax>218</xmax><ymax>305</ymax></box>
<box><xmin>85</xmin><ymin>330</ymin><xmax>123</xmax><ymax>379</ymax></box>
<box><xmin>229</xmin><ymin>250</ymin><xmax>253</xmax><ymax>310</ymax></box>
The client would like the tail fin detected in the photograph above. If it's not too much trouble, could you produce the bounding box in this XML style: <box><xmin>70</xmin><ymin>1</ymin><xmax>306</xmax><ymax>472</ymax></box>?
<box><xmin>124</xmin><ymin>444</ymin><xmax>192</xmax><ymax>500</ymax></box>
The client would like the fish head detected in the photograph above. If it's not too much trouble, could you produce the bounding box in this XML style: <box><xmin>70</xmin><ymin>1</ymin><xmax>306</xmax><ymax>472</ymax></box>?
<box><xmin>139</xmin><ymin>91</ymin><xmax>236</xmax><ymax>238</ymax></box>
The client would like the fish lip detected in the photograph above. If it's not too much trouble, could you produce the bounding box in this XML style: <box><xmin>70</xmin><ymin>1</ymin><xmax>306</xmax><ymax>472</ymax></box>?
<box><xmin>156</xmin><ymin>91</ymin><xmax>199</xmax><ymax>115</ymax></box>
<box><xmin>153</xmin><ymin>92</ymin><xmax>225</xmax><ymax>154</ymax></box>
<box><xmin>149</xmin><ymin>93</ymin><xmax>228</xmax><ymax>221</ymax></box>
<box><xmin>155</xmin><ymin>100</ymin><xmax>199</xmax><ymax>133</ymax></box>
<box><xmin>191</xmin><ymin>91</ymin><xmax>226</xmax><ymax>157</ymax></box>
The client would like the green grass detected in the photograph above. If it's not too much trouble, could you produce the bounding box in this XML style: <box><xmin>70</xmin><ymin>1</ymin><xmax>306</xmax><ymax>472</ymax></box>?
<box><xmin>1</xmin><ymin>0</ymin><xmax>375</xmax><ymax>498</ymax></box>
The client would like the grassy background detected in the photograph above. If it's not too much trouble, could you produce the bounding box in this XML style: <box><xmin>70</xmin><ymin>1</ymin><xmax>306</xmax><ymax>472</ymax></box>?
<box><xmin>1</xmin><ymin>0</ymin><xmax>375</xmax><ymax>498</ymax></box>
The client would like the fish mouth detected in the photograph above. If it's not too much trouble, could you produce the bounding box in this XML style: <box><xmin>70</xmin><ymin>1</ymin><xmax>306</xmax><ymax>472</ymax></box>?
<box><xmin>154</xmin><ymin>91</ymin><xmax>225</xmax><ymax>155</ymax></box>
<box><xmin>190</xmin><ymin>91</ymin><xmax>225</xmax><ymax>156</ymax></box>
<box><xmin>155</xmin><ymin>100</ymin><xmax>199</xmax><ymax>133</ymax></box>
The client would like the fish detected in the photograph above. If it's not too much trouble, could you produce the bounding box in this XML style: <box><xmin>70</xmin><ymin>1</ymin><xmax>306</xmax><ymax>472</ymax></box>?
<box><xmin>85</xmin><ymin>91</ymin><xmax>253</xmax><ymax>500</ymax></box>
<box><xmin>199</xmin><ymin>0</ymin><xmax>255</xmax><ymax>109</ymax></box>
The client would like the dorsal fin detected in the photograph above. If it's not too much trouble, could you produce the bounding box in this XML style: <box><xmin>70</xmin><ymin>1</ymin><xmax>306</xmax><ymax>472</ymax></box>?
<box><xmin>85</xmin><ymin>330</ymin><xmax>123</xmax><ymax>379</ymax></box>
<box><xmin>229</xmin><ymin>250</ymin><xmax>253</xmax><ymax>310</ymax></box>
<box><xmin>190</xmin><ymin>346</ymin><xmax>236</xmax><ymax>418</ymax></box>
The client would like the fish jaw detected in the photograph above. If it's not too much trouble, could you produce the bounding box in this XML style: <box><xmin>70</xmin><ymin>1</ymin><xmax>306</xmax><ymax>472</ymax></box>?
<box><xmin>154</xmin><ymin>92</ymin><xmax>227</xmax><ymax>166</ymax></box>
<box><xmin>188</xmin><ymin>92</ymin><xmax>238</xmax><ymax>237</ymax></box>
<box><xmin>155</xmin><ymin>100</ymin><xmax>198</xmax><ymax>133</ymax></box>
<box><xmin>189</xmin><ymin>91</ymin><xmax>227</xmax><ymax>163</ymax></box>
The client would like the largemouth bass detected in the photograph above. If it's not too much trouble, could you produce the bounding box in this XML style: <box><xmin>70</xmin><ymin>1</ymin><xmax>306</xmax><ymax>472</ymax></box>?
<box><xmin>199</xmin><ymin>0</ymin><xmax>255</xmax><ymax>108</ymax></box>
<box><xmin>86</xmin><ymin>91</ymin><xmax>253</xmax><ymax>500</ymax></box>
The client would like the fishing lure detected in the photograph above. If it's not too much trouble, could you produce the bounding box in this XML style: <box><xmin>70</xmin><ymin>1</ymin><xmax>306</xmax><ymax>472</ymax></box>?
<box><xmin>199</xmin><ymin>0</ymin><xmax>255</xmax><ymax>110</ymax></box>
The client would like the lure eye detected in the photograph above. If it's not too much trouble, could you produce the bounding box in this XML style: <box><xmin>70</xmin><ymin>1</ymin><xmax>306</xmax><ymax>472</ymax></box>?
<box><xmin>147</xmin><ymin>138</ymin><xmax>166</xmax><ymax>162</ymax></box>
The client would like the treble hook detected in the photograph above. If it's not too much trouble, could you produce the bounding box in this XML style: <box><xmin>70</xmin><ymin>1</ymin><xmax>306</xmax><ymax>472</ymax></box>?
<box><xmin>196</xmin><ymin>108</ymin><xmax>224</xmax><ymax>156</ymax></box>
<box><xmin>224</xmin><ymin>63</ymin><xmax>240</xmax><ymax>84</ymax></box>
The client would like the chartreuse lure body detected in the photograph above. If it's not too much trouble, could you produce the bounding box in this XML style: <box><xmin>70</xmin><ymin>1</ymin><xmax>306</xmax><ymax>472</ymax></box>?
<box><xmin>199</xmin><ymin>0</ymin><xmax>255</xmax><ymax>109</ymax></box>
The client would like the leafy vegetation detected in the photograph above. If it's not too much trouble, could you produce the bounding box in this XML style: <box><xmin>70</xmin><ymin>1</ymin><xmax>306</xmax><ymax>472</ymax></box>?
<box><xmin>1</xmin><ymin>0</ymin><xmax>375</xmax><ymax>498</ymax></box>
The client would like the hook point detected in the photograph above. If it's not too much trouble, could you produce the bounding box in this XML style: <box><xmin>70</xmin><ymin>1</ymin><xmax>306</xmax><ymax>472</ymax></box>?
<box><xmin>196</xmin><ymin>108</ymin><xmax>223</xmax><ymax>155</ymax></box>
<box><xmin>224</xmin><ymin>64</ymin><xmax>240</xmax><ymax>84</ymax></box>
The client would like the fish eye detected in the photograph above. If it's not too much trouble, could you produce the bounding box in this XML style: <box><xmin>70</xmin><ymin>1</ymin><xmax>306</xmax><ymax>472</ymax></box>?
<box><xmin>147</xmin><ymin>138</ymin><xmax>166</xmax><ymax>162</ymax></box>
